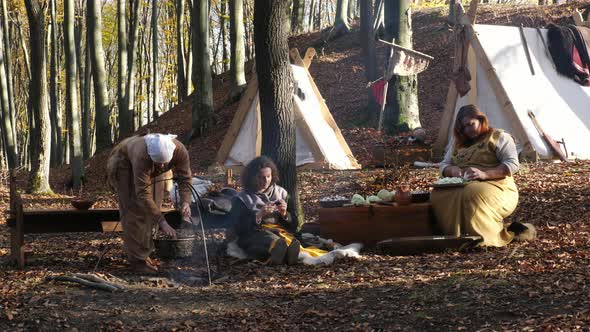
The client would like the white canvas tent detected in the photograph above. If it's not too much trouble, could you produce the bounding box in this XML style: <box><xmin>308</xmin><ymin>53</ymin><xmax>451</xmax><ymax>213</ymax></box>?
<box><xmin>216</xmin><ymin>48</ymin><xmax>360</xmax><ymax>170</ymax></box>
<box><xmin>434</xmin><ymin>5</ymin><xmax>590</xmax><ymax>161</ymax></box>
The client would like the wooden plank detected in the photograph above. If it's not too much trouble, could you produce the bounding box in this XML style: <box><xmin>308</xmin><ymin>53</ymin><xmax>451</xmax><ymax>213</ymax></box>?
<box><xmin>467</xmin><ymin>45</ymin><xmax>478</xmax><ymax>106</ymax></box>
<box><xmin>290</xmin><ymin>48</ymin><xmax>361</xmax><ymax>169</ymax></box>
<box><xmin>319</xmin><ymin>203</ymin><xmax>435</xmax><ymax>245</ymax></box>
<box><xmin>467</xmin><ymin>0</ymin><xmax>479</xmax><ymax>25</ymax></box>
<box><xmin>468</xmin><ymin>28</ymin><xmax>531</xmax><ymax>150</ymax></box>
<box><xmin>376</xmin><ymin>235</ymin><xmax>482</xmax><ymax>255</ymax></box>
<box><xmin>255</xmin><ymin>99</ymin><xmax>262</xmax><ymax>156</ymax></box>
<box><xmin>303</xmin><ymin>48</ymin><xmax>316</xmax><ymax>69</ymax></box>
<box><xmin>6</xmin><ymin>208</ymin><xmax>120</xmax><ymax>233</ymax></box>
<box><xmin>432</xmin><ymin>83</ymin><xmax>458</xmax><ymax>159</ymax></box>
<box><xmin>216</xmin><ymin>75</ymin><xmax>259</xmax><ymax>165</ymax></box>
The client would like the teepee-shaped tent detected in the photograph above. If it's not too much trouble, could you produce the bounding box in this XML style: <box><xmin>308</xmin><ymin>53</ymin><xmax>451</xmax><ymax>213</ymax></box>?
<box><xmin>433</xmin><ymin>1</ymin><xmax>590</xmax><ymax>161</ymax></box>
<box><xmin>216</xmin><ymin>48</ymin><xmax>361</xmax><ymax>170</ymax></box>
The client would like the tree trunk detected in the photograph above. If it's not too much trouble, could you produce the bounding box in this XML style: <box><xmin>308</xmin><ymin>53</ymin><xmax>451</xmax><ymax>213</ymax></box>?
<box><xmin>254</xmin><ymin>0</ymin><xmax>303</xmax><ymax>230</ymax></box>
<box><xmin>152</xmin><ymin>0</ymin><xmax>159</xmax><ymax>119</ymax></box>
<box><xmin>1</xmin><ymin>0</ymin><xmax>16</xmax><ymax>146</ymax></box>
<box><xmin>221</xmin><ymin>0</ymin><xmax>229</xmax><ymax>73</ymax></box>
<box><xmin>87</xmin><ymin>0</ymin><xmax>112</xmax><ymax>152</ymax></box>
<box><xmin>334</xmin><ymin>0</ymin><xmax>350</xmax><ymax>33</ymax></box>
<box><xmin>117</xmin><ymin>0</ymin><xmax>130</xmax><ymax>138</ymax></box>
<box><xmin>64</xmin><ymin>0</ymin><xmax>84</xmax><ymax>189</ymax></box>
<box><xmin>81</xmin><ymin>42</ymin><xmax>92</xmax><ymax>160</ymax></box>
<box><xmin>360</xmin><ymin>0</ymin><xmax>378</xmax><ymax>124</ymax></box>
<box><xmin>49</xmin><ymin>0</ymin><xmax>62</xmax><ymax>167</ymax></box>
<box><xmin>448</xmin><ymin>0</ymin><xmax>457</xmax><ymax>25</ymax></box>
<box><xmin>0</xmin><ymin>12</ymin><xmax>17</xmax><ymax>168</ymax></box>
<box><xmin>348</xmin><ymin>0</ymin><xmax>355</xmax><ymax>21</ymax></box>
<box><xmin>24</xmin><ymin>0</ymin><xmax>52</xmax><ymax>194</ymax></box>
<box><xmin>191</xmin><ymin>0</ymin><xmax>214</xmax><ymax>137</ymax></box>
<box><xmin>125</xmin><ymin>0</ymin><xmax>143</xmax><ymax>133</ymax></box>
<box><xmin>308</xmin><ymin>0</ymin><xmax>315</xmax><ymax>32</ymax></box>
<box><xmin>317</xmin><ymin>0</ymin><xmax>322</xmax><ymax>29</ymax></box>
<box><xmin>229</xmin><ymin>0</ymin><xmax>246</xmax><ymax>99</ymax></box>
<box><xmin>383</xmin><ymin>0</ymin><xmax>420</xmax><ymax>134</ymax></box>
<box><xmin>176</xmin><ymin>0</ymin><xmax>187</xmax><ymax>102</ymax></box>
<box><xmin>291</xmin><ymin>0</ymin><xmax>305</xmax><ymax>33</ymax></box>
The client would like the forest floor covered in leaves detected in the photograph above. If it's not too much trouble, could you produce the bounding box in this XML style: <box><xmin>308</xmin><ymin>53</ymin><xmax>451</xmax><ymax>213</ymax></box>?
<box><xmin>2</xmin><ymin>2</ymin><xmax>590</xmax><ymax>331</ymax></box>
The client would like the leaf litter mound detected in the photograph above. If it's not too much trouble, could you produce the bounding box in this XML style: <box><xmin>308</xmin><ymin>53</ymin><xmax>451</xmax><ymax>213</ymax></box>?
<box><xmin>2</xmin><ymin>2</ymin><xmax>590</xmax><ymax>330</ymax></box>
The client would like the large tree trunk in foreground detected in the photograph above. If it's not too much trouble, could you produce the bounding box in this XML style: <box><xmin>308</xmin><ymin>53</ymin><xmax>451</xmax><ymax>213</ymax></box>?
<box><xmin>64</xmin><ymin>0</ymin><xmax>84</xmax><ymax>189</ymax></box>
<box><xmin>88</xmin><ymin>0</ymin><xmax>112</xmax><ymax>151</ymax></box>
<box><xmin>191</xmin><ymin>0</ymin><xmax>214</xmax><ymax>137</ymax></box>
<box><xmin>383</xmin><ymin>0</ymin><xmax>420</xmax><ymax>134</ymax></box>
<box><xmin>24</xmin><ymin>0</ymin><xmax>52</xmax><ymax>194</ymax></box>
<box><xmin>254</xmin><ymin>0</ymin><xmax>303</xmax><ymax>230</ymax></box>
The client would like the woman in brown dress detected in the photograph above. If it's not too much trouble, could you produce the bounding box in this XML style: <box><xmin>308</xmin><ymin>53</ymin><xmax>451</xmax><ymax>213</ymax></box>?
<box><xmin>107</xmin><ymin>134</ymin><xmax>193</xmax><ymax>273</ymax></box>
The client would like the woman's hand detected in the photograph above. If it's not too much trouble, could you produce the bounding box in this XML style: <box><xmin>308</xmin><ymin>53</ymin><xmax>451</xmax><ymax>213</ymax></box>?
<box><xmin>445</xmin><ymin>166</ymin><xmax>463</xmax><ymax>177</ymax></box>
<box><xmin>256</xmin><ymin>203</ymin><xmax>277</xmax><ymax>223</ymax></box>
<box><xmin>180</xmin><ymin>202</ymin><xmax>191</xmax><ymax>220</ymax></box>
<box><xmin>159</xmin><ymin>218</ymin><xmax>177</xmax><ymax>239</ymax></box>
<box><xmin>463</xmin><ymin>167</ymin><xmax>488</xmax><ymax>181</ymax></box>
<box><xmin>276</xmin><ymin>199</ymin><xmax>287</xmax><ymax>217</ymax></box>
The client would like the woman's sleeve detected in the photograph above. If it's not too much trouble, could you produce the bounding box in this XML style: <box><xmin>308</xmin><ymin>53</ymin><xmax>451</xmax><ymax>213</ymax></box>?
<box><xmin>230</xmin><ymin>197</ymin><xmax>256</xmax><ymax>237</ymax></box>
<box><xmin>496</xmin><ymin>132</ymin><xmax>520</xmax><ymax>175</ymax></box>
<box><xmin>439</xmin><ymin>145</ymin><xmax>454</xmax><ymax>177</ymax></box>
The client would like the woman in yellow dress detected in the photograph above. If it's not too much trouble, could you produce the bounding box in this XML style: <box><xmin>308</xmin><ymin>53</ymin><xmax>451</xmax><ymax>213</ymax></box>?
<box><xmin>431</xmin><ymin>105</ymin><xmax>535</xmax><ymax>246</ymax></box>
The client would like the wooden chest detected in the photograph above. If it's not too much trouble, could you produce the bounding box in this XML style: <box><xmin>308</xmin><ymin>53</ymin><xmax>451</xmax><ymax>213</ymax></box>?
<box><xmin>319</xmin><ymin>203</ymin><xmax>437</xmax><ymax>246</ymax></box>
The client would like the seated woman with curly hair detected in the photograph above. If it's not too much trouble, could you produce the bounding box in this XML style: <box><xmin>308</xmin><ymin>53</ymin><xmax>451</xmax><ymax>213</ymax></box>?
<box><xmin>431</xmin><ymin>104</ymin><xmax>536</xmax><ymax>246</ymax></box>
<box><xmin>228</xmin><ymin>156</ymin><xmax>301</xmax><ymax>265</ymax></box>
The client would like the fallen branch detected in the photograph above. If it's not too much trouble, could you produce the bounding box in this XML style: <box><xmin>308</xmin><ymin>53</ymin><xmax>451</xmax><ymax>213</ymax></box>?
<box><xmin>46</xmin><ymin>274</ymin><xmax>125</xmax><ymax>292</ymax></box>
<box><xmin>72</xmin><ymin>273</ymin><xmax>126</xmax><ymax>290</ymax></box>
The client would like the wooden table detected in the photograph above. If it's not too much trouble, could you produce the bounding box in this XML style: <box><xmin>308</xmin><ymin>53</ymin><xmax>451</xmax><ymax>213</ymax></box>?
<box><xmin>319</xmin><ymin>203</ymin><xmax>437</xmax><ymax>246</ymax></box>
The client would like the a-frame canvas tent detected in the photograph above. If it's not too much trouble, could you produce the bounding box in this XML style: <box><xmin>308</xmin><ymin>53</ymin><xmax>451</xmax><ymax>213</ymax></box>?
<box><xmin>433</xmin><ymin>3</ymin><xmax>590</xmax><ymax>161</ymax></box>
<box><xmin>216</xmin><ymin>48</ymin><xmax>361</xmax><ymax>170</ymax></box>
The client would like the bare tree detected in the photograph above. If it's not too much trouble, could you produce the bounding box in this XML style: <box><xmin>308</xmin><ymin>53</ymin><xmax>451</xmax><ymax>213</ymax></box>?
<box><xmin>191</xmin><ymin>0</ymin><xmax>214</xmax><ymax>137</ymax></box>
<box><xmin>64</xmin><ymin>0</ymin><xmax>84</xmax><ymax>189</ymax></box>
<box><xmin>229</xmin><ymin>0</ymin><xmax>246</xmax><ymax>99</ymax></box>
<box><xmin>88</xmin><ymin>0</ymin><xmax>112</xmax><ymax>151</ymax></box>
<box><xmin>0</xmin><ymin>4</ymin><xmax>17</xmax><ymax>168</ymax></box>
<box><xmin>152</xmin><ymin>0</ymin><xmax>159</xmax><ymax>119</ymax></box>
<box><xmin>291</xmin><ymin>0</ymin><xmax>305</xmax><ymax>33</ymax></box>
<box><xmin>117</xmin><ymin>0</ymin><xmax>130</xmax><ymax>137</ymax></box>
<box><xmin>24</xmin><ymin>0</ymin><xmax>52</xmax><ymax>194</ymax></box>
<box><xmin>360</xmin><ymin>0</ymin><xmax>378</xmax><ymax>123</ymax></box>
<box><xmin>176</xmin><ymin>0</ymin><xmax>187</xmax><ymax>101</ymax></box>
<box><xmin>1</xmin><ymin>0</ymin><xmax>16</xmax><ymax>147</ymax></box>
<box><xmin>383</xmin><ymin>0</ymin><xmax>421</xmax><ymax>133</ymax></box>
<box><xmin>254</xmin><ymin>0</ymin><xmax>303</xmax><ymax>229</ymax></box>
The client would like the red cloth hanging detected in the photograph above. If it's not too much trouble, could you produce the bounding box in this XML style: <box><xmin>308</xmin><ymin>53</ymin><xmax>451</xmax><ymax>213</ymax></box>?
<box><xmin>372</xmin><ymin>79</ymin><xmax>386</xmax><ymax>106</ymax></box>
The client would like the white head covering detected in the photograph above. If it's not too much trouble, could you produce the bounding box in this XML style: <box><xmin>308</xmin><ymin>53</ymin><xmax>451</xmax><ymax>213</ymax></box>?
<box><xmin>145</xmin><ymin>134</ymin><xmax>177</xmax><ymax>163</ymax></box>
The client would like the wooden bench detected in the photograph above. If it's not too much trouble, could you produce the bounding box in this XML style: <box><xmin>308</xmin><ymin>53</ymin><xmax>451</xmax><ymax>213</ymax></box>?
<box><xmin>6</xmin><ymin>170</ymin><xmax>121</xmax><ymax>267</ymax></box>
